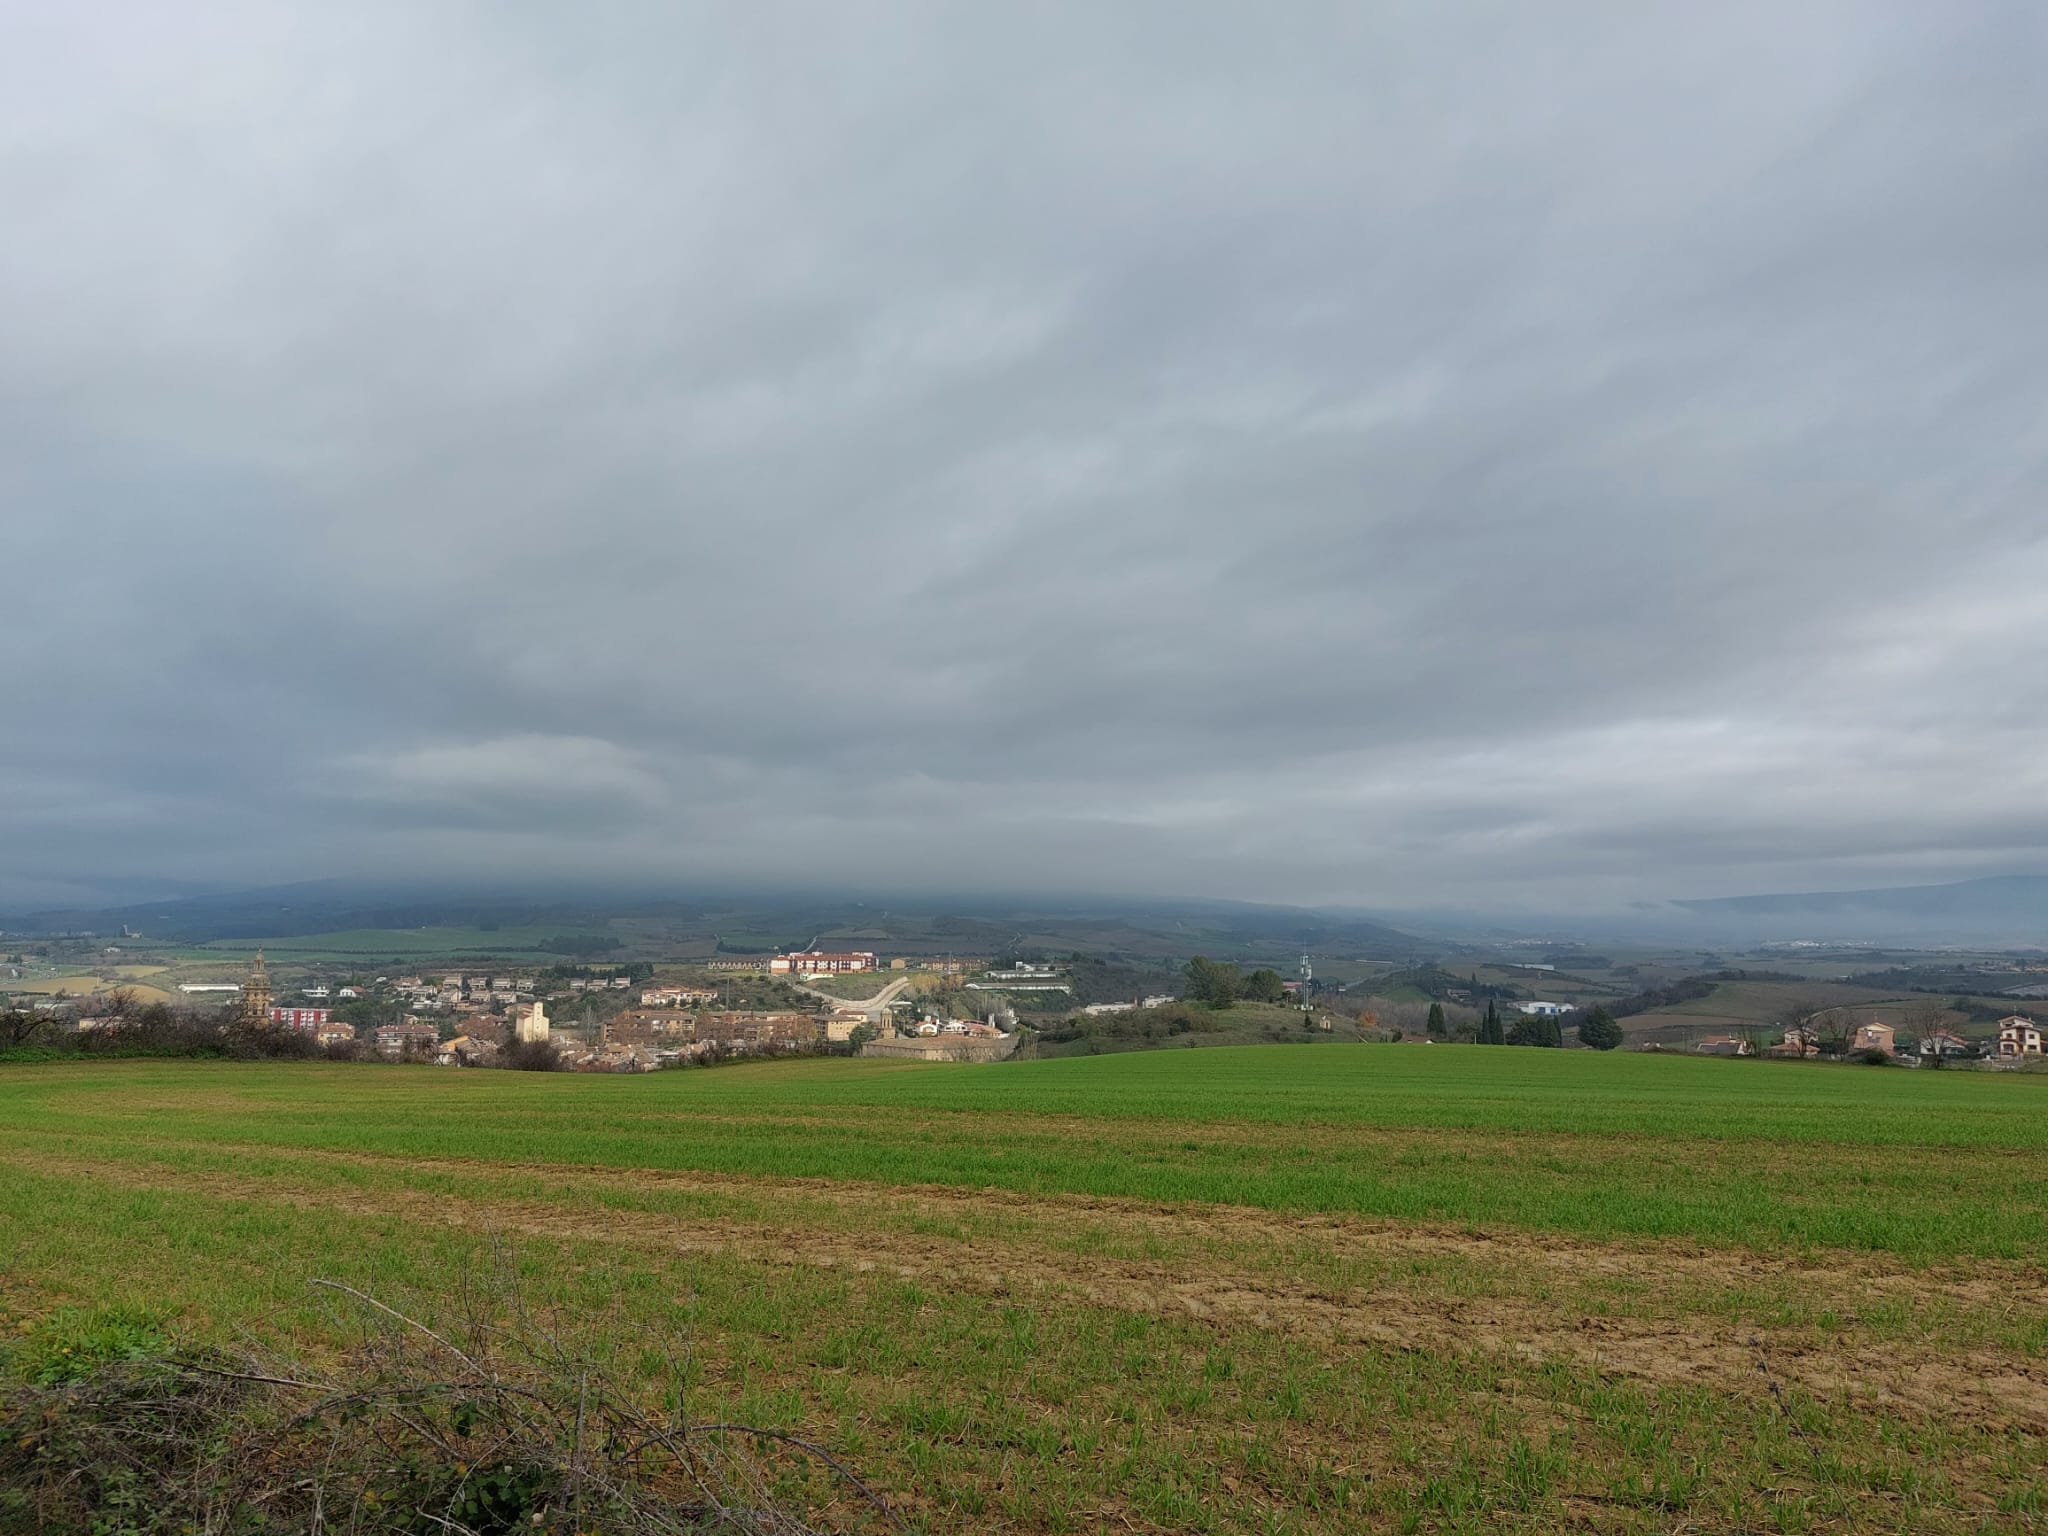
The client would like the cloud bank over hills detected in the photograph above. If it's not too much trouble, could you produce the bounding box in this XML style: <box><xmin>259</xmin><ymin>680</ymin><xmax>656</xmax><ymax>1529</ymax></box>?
<box><xmin>5</xmin><ymin>4</ymin><xmax>2047</xmax><ymax>911</ymax></box>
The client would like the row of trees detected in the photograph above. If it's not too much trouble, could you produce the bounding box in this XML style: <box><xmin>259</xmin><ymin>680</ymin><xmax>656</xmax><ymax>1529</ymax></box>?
<box><xmin>1463</xmin><ymin>999</ymin><xmax>1623</xmax><ymax>1049</ymax></box>
<box><xmin>1</xmin><ymin>998</ymin><xmax>323</xmax><ymax>1061</ymax></box>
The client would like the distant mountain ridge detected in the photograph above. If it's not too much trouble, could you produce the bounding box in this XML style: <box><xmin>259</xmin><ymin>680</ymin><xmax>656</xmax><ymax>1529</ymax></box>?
<box><xmin>0</xmin><ymin>880</ymin><xmax>1429</xmax><ymax>962</ymax></box>
<box><xmin>1674</xmin><ymin>874</ymin><xmax>2048</xmax><ymax>944</ymax></box>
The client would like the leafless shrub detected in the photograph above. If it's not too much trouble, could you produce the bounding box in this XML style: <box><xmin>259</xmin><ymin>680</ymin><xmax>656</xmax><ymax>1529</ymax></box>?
<box><xmin>501</xmin><ymin>1038</ymin><xmax>563</xmax><ymax>1071</ymax></box>
<box><xmin>0</xmin><ymin>1005</ymin><xmax>47</xmax><ymax>1050</ymax></box>
<box><xmin>63</xmin><ymin>1002</ymin><xmax>322</xmax><ymax>1061</ymax></box>
<box><xmin>1</xmin><ymin>1263</ymin><xmax>901</xmax><ymax>1536</ymax></box>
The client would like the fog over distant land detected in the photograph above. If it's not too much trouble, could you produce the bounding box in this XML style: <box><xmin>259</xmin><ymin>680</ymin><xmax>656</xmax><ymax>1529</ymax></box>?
<box><xmin>4</xmin><ymin>3</ymin><xmax>2047</xmax><ymax>912</ymax></box>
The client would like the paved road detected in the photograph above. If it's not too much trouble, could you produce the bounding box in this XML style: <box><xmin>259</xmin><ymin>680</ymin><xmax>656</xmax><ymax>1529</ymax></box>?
<box><xmin>789</xmin><ymin>975</ymin><xmax>912</xmax><ymax>1019</ymax></box>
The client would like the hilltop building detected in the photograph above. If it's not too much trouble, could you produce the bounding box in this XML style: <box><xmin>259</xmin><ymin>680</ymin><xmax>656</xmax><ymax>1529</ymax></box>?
<box><xmin>769</xmin><ymin>951</ymin><xmax>876</xmax><ymax>975</ymax></box>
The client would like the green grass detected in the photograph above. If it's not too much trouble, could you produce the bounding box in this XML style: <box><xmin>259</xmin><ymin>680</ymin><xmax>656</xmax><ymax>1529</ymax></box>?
<box><xmin>3</xmin><ymin>1049</ymin><xmax>2044</xmax><ymax>1257</ymax></box>
<box><xmin>8</xmin><ymin>1165</ymin><xmax>1893</xmax><ymax>1536</ymax></box>
<box><xmin>2</xmin><ymin>1047</ymin><xmax>2042</xmax><ymax>1533</ymax></box>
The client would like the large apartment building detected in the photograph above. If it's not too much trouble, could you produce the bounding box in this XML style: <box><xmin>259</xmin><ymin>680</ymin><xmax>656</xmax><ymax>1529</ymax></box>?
<box><xmin>769</xmin><ymin>951</ymin><xmax>876</xmax><ymax>975</ymax></box>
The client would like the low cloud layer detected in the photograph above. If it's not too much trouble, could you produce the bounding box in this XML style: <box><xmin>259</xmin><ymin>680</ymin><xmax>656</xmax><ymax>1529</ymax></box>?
<box><xmin>5</xmin><ymin>3</ymin><xmax>2046</xmax><ymax>912</ymax></box>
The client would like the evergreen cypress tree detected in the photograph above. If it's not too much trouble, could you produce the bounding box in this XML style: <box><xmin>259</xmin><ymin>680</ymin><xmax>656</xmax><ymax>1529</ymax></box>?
<box><xmin>1426</xmin><ymin>1001</ymin><xmax>1446</xmax><ymax>1037</ymax></box>
<box><xmin>1481</xmin><ymin>998</ymin><xmax>1503</xmax><ymax>1045</ymax></box>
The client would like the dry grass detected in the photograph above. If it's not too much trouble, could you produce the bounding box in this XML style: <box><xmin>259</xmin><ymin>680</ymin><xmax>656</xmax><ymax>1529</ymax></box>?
<box><xmin>2</xmin><ymin>1260</ymin><xmax>901</xmax><ymax>1536</ymax></box>
<box><xmin>0</xmin><ymin>973</ymin><xmax>178</xmax><ymax>1004</ymax></box>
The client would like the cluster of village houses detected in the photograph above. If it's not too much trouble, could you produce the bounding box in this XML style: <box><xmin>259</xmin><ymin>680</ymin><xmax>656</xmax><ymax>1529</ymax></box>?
<box><xmin>49</xmin><ymin>929</ymin><xmax>2048</xmax><ymax>1071</ymax></box>
<box><xmin>1695</xmin><ymin>1014</ymin><xmax>2045</xmax><ymax>1064</ymax></box>
<box><xmin>237</xmin><ymin>950</ymin><xmax>1025</xmax><ymax>1070</ymax></box>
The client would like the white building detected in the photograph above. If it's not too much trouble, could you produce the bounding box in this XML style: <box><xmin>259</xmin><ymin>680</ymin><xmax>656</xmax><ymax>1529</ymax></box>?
<box><xmin>1997</xmin><ymin>1015</ymin><xmax>2043</xmax><ymax>1059</ymax></box>
<box><xmin>769</xmin><ymin>951</ymin><xmax>877</xmax><ymax>975</ymax></box>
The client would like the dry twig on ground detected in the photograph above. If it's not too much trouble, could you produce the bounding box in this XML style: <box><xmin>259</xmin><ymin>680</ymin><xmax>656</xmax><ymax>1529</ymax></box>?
<box><xmin>1</xmin><ymin>1259</ymin><xmax>904</xmax><ymax>1536</ymax></box>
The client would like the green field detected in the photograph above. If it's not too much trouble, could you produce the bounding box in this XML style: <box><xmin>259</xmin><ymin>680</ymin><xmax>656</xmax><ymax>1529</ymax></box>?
<box><xmin>199</xmin><ymin>926</ymin><xmax>616</xmax><ymax>960</ymax></box>
<box><xmin>4</xmin><ymin>1049</ymin><xmax>2044</xmax><ymax>1532</ymax></box>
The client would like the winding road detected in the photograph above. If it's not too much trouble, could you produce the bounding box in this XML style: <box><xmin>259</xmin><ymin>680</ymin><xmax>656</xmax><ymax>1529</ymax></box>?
<box><xmin>788</xmin><ymin>975</ymin><xmax>912</xmax><ymax>1020</ymax></box>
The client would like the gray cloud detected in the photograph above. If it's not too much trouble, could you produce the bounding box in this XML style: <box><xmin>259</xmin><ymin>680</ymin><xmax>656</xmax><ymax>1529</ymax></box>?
<box><xmin>4</xmin><ymin>1</ymin><xmax>2046</xmax><ymax>911</ymax></box>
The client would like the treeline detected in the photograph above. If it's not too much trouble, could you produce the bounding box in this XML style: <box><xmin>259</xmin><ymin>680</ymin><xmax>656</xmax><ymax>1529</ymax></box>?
<box><xmin>1605</xmin><ymin>969</ymin><xmax>1809</xmax><ymax>1019</ymax></box>
<box><xmin>1608</xmin><ymin>976</ymin><xmax>1717</xmax><ymax>1018</ymax></box>
<box><xmin>537</xmin><ymin>935</ymin><xmax>625</xmax><ymax>957</ymax></box>
<box><xmin>0</xmin><ymin>1001</ymin><xmax>323</xmax><ymax>1063</ymax></box>
<box><xmin>1844</xmin><ymin>964</ymin><xmax>2034</xmax><ymax>999</ymax></box>
<box><xmin>538</xmin><ymin>960</ymin><xmax>654</xmax><ymax>982</ymax></box>
<box><xmin>1184</xmin><ymin>957</ymin><xmax>1290</xmax><ymax>1007</ymax></box>
<box><xmin>1373</xmin><ymin>964</ymin><xmax>1523</xmax><ymax>1003</ymax></box>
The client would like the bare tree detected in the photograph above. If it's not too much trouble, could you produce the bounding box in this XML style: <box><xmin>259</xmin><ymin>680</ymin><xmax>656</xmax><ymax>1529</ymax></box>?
<box><xmin>1811</xmin><ymin>1006</ymin><xmax>1859</xmax><ymax>1059</ymax></box>
<box><xmin>1902</xmin><ymin>998</ymin><xmax>1951</xmax><ymax>1066</ymax></box>
<box><xmin>0</xmin><ymin>1006</ymin><xmax>44</xmax><ymax>1049</ymax></box>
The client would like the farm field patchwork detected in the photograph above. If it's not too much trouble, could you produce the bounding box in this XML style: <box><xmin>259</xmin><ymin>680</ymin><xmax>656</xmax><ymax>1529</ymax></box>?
<box><xmin>199</xmin><ymin>925</ymin><xmax>619</xmax><ymax>959</ymax></box>
<box><xmin>0</xmin><ymin>968</ymin><xmax>178</xmax><ymax>1005</ymax></box>
<box><xmin>2</xmin><ymin>1049</ymin><xmax>2044</xmax><ymax>1533</ymax></box>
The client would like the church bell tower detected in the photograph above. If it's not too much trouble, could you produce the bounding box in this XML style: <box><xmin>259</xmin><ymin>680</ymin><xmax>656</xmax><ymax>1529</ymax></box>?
<box><xmin>239</xmin><ymin>951</ymin><xmax>273</xmax><ymax>1027</ymax></box>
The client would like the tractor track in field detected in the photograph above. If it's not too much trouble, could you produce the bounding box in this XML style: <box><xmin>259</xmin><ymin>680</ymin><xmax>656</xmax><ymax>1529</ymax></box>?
<box><xmin>8</xmin><ymin>1142</ymin><xmax>2047</xmax><ymax>1433</ymax></box>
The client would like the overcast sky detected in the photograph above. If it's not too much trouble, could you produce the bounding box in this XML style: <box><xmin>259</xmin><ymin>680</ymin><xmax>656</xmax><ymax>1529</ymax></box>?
<box><xmin>4</xmin><ymin>3</ymin><xmax>2046</xmax><ymax>913</ymax></box>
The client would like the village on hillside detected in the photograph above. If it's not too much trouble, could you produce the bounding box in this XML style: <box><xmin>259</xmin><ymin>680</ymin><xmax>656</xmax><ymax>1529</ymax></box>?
<box><xmin>34</xmin><ymin>948</ymin><xmax>1034</xmax><ymax>1071</ymax></box>
<box><xmin>8</xmin><ymin>922</ymin><xmax>2048</xmax><ymax>1072</ymax></box>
